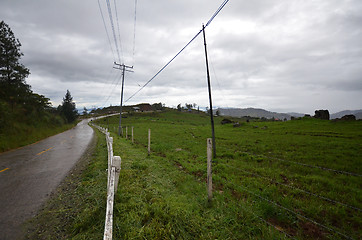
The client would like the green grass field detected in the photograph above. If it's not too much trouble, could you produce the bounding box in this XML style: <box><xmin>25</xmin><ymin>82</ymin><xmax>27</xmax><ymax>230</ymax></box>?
<box><xmin>95</xmin><ymin>110</ymin><xmax>361</xmax><ymax>239</ymax></box>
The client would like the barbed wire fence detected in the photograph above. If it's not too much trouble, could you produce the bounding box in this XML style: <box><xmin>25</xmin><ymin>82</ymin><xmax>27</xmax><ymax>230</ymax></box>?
<box><xmin>94</xmin><ymin>116</ymin><xmax>360</xmax><ymax>240</ymax></box>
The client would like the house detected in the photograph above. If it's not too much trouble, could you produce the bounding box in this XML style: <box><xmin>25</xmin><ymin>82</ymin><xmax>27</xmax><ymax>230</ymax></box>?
<box><xmin>133</xmin><ymin>107</ymin><xmax>140</xmax><ymax>112</ymax></box>
<box><xmin>138</xmin><ymin>103</ymin><xmax>153</xmax><ymax>112</ymax></box>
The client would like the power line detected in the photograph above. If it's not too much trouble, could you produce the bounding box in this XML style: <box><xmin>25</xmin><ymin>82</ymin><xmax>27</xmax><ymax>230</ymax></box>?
<box><xmin>97</xmin><ymin>0</ymin><xmax>116</xmax><ymax>61</ymax></box>
<box><xmin>113</xmin><ymin>0</ymin><xmax>124</xmax><ymax>62</ymax></box>
<box><xmin>208</xmin><ymin>47</ymin><xmax>233</xmax><ymax>117</ymax></box>
<box><xmin>125</xmin><ymin>0</ymin><xmax>230</xmax><ymax>103</ymax></box>
<box><xmin>100</xmin><ymin>72</ymin><xmax>122</xmax><ymax>108</ymax></box>
<box><xmin>132</xmin><ymin>0</ymin><xmax>138</xmax><ymax>66</ymax></box>
<box><xmin>99</xmin><ymin>66</ymin><xmax>118</xmax><ymax>99</ymax></box>
<box><xmin>125</xmin><ymin>29</ymin><xmax>203</xmax><ymax>102</ymax></box>
<box><xmin>206</xmin><ymin>0</ymin><xmax>229</xmax><ymax>27</ymax></box>
<box><xmin>105</xmin><ymin>0</ymin><xmax>121</xmax><ymax>63</ymax></box>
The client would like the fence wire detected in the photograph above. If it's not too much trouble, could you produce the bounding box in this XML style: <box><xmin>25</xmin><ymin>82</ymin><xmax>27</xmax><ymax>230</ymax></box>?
<box><xmin>232</xmin><ymin>183</ymin><xmax>354</xmax><ymax>240</ymax></box>
<box><xmin>221</xmin><ymin>163</ymin><xmax>362</xmax><ymax>212</ymax></box>
<box><xmin>239</xmin><ymin>151</ymin><xmax>361</xmax><ymax>177</ymax></box>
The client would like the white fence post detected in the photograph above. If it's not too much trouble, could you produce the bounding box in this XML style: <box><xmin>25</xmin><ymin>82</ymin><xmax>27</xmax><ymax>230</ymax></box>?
<box><xmin>91</xmin><ymin>123</ymin><xmax>123</xmax><ymax>240</ymax></box>
<box><xmin>103</xmin><ymin>166</ymin><xmax>116</xmax><ymax>240</ymax></box>
<box><xmin>107</xmin><ymin>136</ymin><xmax>113</xmax><ymax>190</ymax></box>
<box><xmin>148</xmin><ymin>129</ymin><xmax>151</xmax><ymax>155</ymax></box>
<box><xmin>113</xmin><ymin>156</ymin><xmax>121</xmax><ymax>192</ymax></box>
<box><xmin>207</xmin><ymin>138</ymin><xmax>213</xmax><ymax>201</ymax></box>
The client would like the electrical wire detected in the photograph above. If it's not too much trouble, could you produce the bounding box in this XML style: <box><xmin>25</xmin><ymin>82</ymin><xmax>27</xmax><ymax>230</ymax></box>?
<box><xmin>97</xmin><ymin>0</ymin><xmax>116</xmax><ymax>61</ymax></box>
<box><xmin>132</xmin><ymin>0</ymin><xmax>138</xmax><ymax>66</ymax></box>
<box><xmin>100</xmin><ymin>73</ymin><xmax>122</xmax><ymax>109</ymax></box>
<box><xmin>105</xmin><ymin>0</ymin><xmax>121</xmax><ymax>63</ymax></box>
<box><xmin>124</xmin><ymin>0</ymin><xmax>230</xmax><ymax>103</ymax></box>
<box><xmin>125</xmin><ymin>29</ymin><xmax>203</xmax><ymax>103</ymax></box>
<box><xmin>208</xmin><ymin>47</ymin><xmax>233</xmax><ymax>117</ymax></box>
<box><xmin>206</xmin><ymin>0</ymin><xmax>229</xmax><ymax>27</ymax></box>
<box><xmin>113</xmin><ymin>0</ymin><xmax>124</xmax><ymax>62</ymax></box>
<box><xmin>99</xmin><ymin>66</ymin><xmax>118</xmax><ymax>100</ymax></box>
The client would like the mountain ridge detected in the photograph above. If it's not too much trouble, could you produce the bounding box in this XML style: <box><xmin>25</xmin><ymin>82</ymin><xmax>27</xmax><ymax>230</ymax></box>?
<box><xmin>217</xmin><ymin>108</ymin><xmax>362</xmax><ymax>120</ymax></box>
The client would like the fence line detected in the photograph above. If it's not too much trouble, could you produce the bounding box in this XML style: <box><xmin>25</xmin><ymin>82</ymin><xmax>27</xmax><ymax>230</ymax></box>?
<box><xmin>252</xmin><ymin>212</ymin><xmax>297</xmax><ymax>240</ymax></box>
<box><xmin>239</xmin><ymin>151</ymin><xmax>361</xmax><ymax>177</ymax></box>
<box><xmin>234</xmin><ymin>183</ymin><xmax>354</xmax><ymax>239</ymax></box>
<box><xmin>221</xmin><ymin>163</ymin><xmax>361</xmax><ymax>212</ymax></box>
<box><xmin>91</xmin><ymin>122</ymin><xmax>357</xmax><ymax>239</ymax></box>
<box><xmin>90</xmin><ymin>123</ymin><xmax>122</xmax><ymax>240</ymax></box>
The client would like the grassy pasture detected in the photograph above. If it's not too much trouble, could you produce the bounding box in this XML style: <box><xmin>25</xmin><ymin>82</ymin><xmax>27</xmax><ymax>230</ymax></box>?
<box><xmin>95</xmin><ymin>110</ymin><xmax>361</xmax><ymax>239</ymax></box>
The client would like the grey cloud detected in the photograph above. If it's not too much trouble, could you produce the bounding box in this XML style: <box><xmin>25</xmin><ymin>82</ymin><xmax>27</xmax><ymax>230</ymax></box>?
<box><xmin>0</xmin><ymin>0</ymin><xmax>361</xmax><ymax>112</ymax></box>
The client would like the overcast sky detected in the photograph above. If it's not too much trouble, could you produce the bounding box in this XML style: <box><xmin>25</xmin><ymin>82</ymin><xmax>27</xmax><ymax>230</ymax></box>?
<box><xmin>1</xmin><ymin>0</ymin><xmax>361</xmax><ymax>114</ymax></box>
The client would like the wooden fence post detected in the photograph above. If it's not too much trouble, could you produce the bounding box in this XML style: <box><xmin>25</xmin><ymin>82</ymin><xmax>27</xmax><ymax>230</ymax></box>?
<box><xmin>148</xmin><ymin>129</ymin><xmax>151</xmax><ymax>155</ymax></box>
<box><xmin>126</xmin><ymin>126</ymin><xmax>128</xmax><ymax>140</ymax></box>
<box><xmin>132</xmin><ymin>126</ymin><xmax>134</xmax><ymax>143</ymax></box>
<box><xmin>112</xmin><ymin>156</ymin><xmax>121</xmax><ymax>192</ymax></box>
<box><xmin>207</xmin><ymin>138</ymin><xmax>213</xmax><ymax>201</ymax></box>
<box><xmin>107</xmin><ymin>136</ymin><xmax>113</xmax><ymax>190</ymax></box>
<box><xmin>104</xmin><ymin>167</ymin><xmax>115</xmax><ymax>240</ymax></box>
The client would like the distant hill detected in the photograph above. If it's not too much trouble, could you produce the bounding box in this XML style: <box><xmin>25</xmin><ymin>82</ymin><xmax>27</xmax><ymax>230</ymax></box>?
<box><xmin>217</xmin><ymin>108</ymin><xmax>362</xmax><ymax>120</ymax></box>
<box><xmin>330</xmin><ymin>110</ymin><xmax>362</xmax><ymax>120</ymax></box>
<box><xmin>217</xmin><ymin>107</ymin><xmax>293</xmax><ymax>120</ymax></box>
<box><xmin>286</xmin><ymin>112</ymin><xmax>306</xmax><ymax>118</ymax></box>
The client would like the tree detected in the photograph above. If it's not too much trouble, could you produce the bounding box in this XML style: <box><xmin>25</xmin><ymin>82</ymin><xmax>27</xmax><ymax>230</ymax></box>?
<box><xmin>185</xmin><ymin>103</ymin><xmax>193</xmax><ymax>111</ymax></box>
<box><xmin>0</xmin><ymin>21</ymin><xmax>30</xmax><ymax>108</ymax></box>
<box><xmin>60</xmin><ymin>90</ymin><xmax>77</xmax><ymax>123</ymax></box>
<box><xmin>177</xmin><ymin>103</ymin><xmax>182</xmax><ymax>112</ymax></box>
<box><xmin>152</xmin><ymin>102</ymin><xmax>163</xmax><ymax>111</ymax></box>
<box><xmin>82</xmin><ymin>106</ymin><xmax>88</xmax><ymax>116</ymax></box>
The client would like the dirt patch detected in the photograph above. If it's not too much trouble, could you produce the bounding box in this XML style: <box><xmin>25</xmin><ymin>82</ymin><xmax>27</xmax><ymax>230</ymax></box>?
<box><xmin>300</xmin><ymin>221</ymin><xmax>328</xmax><ymax>239</ymax></box>
<box><xmin>175</xmin><ymin>161</ymin><xmax>183</xmax><ymax>170</ymax></box>
<box><xmin>279</xmin><ymin>174</ymin><xmax>289</xmax><ymax>184</ymax></box>
<box><xmin>192</xmin><ymin>170</ymin><xmax>204</xmax><ymax>180</ymax></box>
<box><xmin>268</xmin><ymin>218</ymin><xmax>297</xmax><ymax>237</ymax></box>
<box><xmin>231</xmin><ymin>189</ymin><xmax>242</xmax><ymax>200</ymax></box>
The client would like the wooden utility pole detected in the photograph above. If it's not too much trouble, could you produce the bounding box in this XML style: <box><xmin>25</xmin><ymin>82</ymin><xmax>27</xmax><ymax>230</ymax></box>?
<box><xmin>202</xmin><ymin>25</ymin><xmax>216</xmax><ymax>158</ymax></box>
<box><xmin>207</xmin><ymin>138</ymin><xmax>213</xmax><ymax>201</ymax></box>
<box><xmin>114</xmin><ymin>62</ymin><xmax>133</xmax><ymax>136</ymax></box>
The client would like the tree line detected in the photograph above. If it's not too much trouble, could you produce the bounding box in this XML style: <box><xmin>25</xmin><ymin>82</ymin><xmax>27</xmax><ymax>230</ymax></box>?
<box><xmin>0</xmin><ymin>20</ymin><xmax>77</xmax><ymax>132</ymax></box>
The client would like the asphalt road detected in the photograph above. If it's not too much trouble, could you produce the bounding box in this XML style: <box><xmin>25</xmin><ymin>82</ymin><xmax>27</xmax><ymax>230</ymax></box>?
<box><xmin>0</xmin><ymin>119</ymin><xmax>94</xmax><ymax>240</ymax></box>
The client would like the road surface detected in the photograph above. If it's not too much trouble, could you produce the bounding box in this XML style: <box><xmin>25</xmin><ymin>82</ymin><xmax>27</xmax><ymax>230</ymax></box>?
<box><xmin>0</xmin><ymin>119</ymin><xmax>94</xmax><ymax>240</ymax></box>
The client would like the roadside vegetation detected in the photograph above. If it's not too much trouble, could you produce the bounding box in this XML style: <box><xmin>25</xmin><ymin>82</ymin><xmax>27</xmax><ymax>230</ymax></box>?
<box><xmin>0</xmin><ymin>21</ymin><xmax>78</xmax><ymax>152</ymax></box>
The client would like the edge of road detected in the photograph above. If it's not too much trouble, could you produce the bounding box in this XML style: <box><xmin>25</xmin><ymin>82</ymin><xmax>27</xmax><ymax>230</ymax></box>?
<box><xmin>20</xmin><ymin>124</ymin><xmax>97</xmax><ymax>239</ymax></box>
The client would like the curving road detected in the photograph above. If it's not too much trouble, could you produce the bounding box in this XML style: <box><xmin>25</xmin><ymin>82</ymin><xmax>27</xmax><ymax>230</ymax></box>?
<box><xmin>0</xmin><ymin>119</ymin><xmax>94</xmax><ymax>240</ymax></box>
